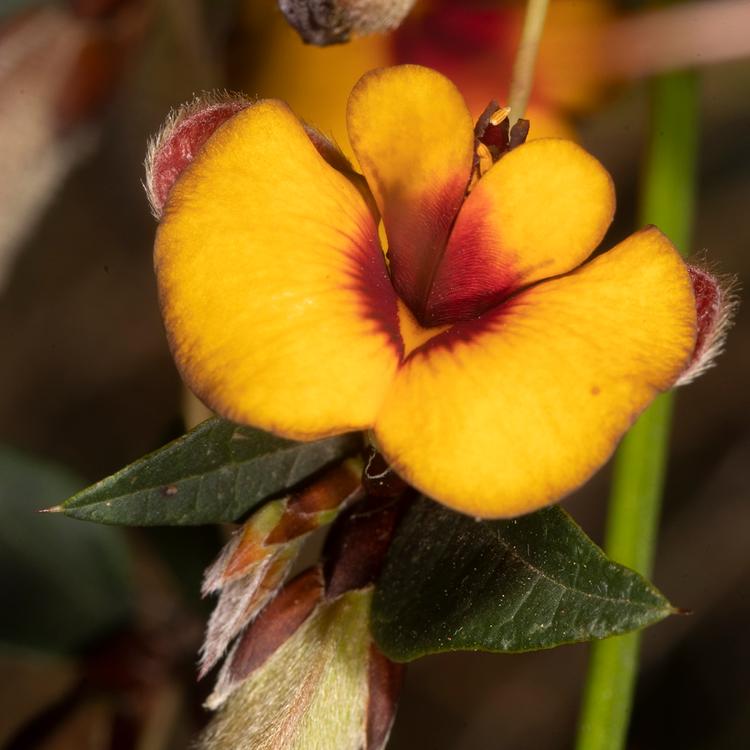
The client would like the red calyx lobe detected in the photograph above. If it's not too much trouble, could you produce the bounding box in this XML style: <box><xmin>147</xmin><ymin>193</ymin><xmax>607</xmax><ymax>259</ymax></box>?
<box><xmin>676</xmin><ymin>264</ymin><xmax>733</xmax><ymax>385</ymax></box>
<box><xmin>147</xmin><ymin>99</ymin><xmax>249</xmax><ymax>218</ymax></box>
<box><xmin>689</xmin><ymin>265</ymin><xmax>721</xmax><ymax>360</ymax></box>
<box><xmin>147</xmin><ymin>98</ymin><xmax>365</xmax><ymax>222</ymax></box>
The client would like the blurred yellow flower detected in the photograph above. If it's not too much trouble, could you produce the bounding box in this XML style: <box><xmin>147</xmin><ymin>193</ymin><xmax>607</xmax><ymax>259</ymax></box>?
<box><xmin>240</xmin><ymin>0</ymin><xmax>613</xmax><ymax>148</ymax></box>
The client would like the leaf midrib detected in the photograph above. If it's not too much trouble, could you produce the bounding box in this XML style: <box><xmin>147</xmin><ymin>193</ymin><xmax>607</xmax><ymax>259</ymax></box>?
<box><xmin>490</xmin><ymin>525</ymin><xmax>664</xmax><ymax>612</ymax></box>
<box><xmin>66</xmin><ymin>441</ymin><xmax>321</xmax><ymax>511</ymax></box>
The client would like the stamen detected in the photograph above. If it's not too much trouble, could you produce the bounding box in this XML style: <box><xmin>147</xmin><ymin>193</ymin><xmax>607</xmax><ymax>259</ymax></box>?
<box><xmin>489</xmin><ymin>106</ymin><xmax>511</xmax><ymax>126</ymax></box>
<box><xmin>476</xmin><ymin>142</ymin><xmax>494</xmax><ymax>177</ymax></box>
<box><xmin>469</xmin><ymin>101</ymin><xmax>530</xmax><ymax>193</ymax></box>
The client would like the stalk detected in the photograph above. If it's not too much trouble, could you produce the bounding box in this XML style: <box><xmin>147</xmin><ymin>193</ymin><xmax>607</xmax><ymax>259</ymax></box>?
<box><xmin>574</xmin><ymin>70</ymin><xmax>699</xmax><ymax>750</ymax></box>
<box><xmin>508</xmin><ymin>0</ymin><xmax>550</xmax><ymax>121</ymax></box>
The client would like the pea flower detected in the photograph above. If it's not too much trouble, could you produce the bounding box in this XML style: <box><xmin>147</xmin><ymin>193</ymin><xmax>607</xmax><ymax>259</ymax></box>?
<box><xmin>148</xmin><ymin>65</ymin><xmax>724</xmax><ymax>519</ymax></box>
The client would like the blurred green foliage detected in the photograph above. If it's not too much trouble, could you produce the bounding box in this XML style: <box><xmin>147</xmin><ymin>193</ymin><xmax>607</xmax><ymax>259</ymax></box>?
<box><xmin>0</xmin><ymin>446</ymin><xmax>132</xmax><ymax>653</ymax></box>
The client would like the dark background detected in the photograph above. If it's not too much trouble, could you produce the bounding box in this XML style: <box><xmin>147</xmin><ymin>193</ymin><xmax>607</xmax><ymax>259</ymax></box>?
<box><xmin>1</xmin><ymin>1</ymin><xmax>748</xmax><ymax>748</ymax></box>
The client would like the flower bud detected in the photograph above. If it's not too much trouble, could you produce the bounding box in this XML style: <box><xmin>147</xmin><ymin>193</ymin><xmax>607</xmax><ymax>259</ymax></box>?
<box><xmin>206</xmin><ymin>566</ymin><xmax>326</xmax><ymax>709</ymax></box>
<box><xmin>676</xmin><ymin>265</ymin><xmax>736</xmax><ymax>386</ymax></box>
<box><xmin>199</xmin><ymin>463</ymin><xmax>361</xmax><ymax>677</ymax></box>
<box><xmin>200</xmin><ymin>471</ymin><xmax>407</xmax><ymax>745</ymax></box>
<box><xmin>278</xmin><ymin>0</ymin><xmax>417</xmax><ymax>46</ymax></box>
<box><xmin>200</xmin><ymin>572</ymin><xmax>403</xmax><ymax>750</ymax></box>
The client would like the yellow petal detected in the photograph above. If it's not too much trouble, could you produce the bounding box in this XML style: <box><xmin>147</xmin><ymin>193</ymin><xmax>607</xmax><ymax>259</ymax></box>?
<box><xmin>375</xmin><ymin>227</ymin><xmax>696</xmax><ymax>518</ymax></box>
<box><xmin>424</xmin><ymin>138</ymin><xmax>615</xmax><ymax>324</ymax></box>
<box><xmin>347</xmin><ymin>65</ymin><xmax>475</xmax><ymax>322</ymax></box>
<box><xmin>156</xmin><ymin>101</ymin><xmax>401</xmax><ymax>439</ymax></box>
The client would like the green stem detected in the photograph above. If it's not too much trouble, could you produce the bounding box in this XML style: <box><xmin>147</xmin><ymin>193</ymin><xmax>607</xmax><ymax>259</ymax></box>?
<box><xmin>508</xmin><ymin>0</ymin><xmax>550</xmax><ymax>122</ymax></box>
<box><xmin>574</xmin><ymin>70</ymin><xmax>698</xmax><ymax>750</ymax></box>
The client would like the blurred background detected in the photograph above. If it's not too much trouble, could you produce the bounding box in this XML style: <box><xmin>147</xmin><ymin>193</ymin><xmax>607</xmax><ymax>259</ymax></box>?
<box><xmin>1</xmin><ymin>0</ymin><xmax>748</xmax><ymax>747</ymax></box>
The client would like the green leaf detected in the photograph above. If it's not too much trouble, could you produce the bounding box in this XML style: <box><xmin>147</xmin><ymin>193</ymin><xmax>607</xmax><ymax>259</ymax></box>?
<box><xmin>372</xmin><ymin>498</ymin><xmax>673</xmax><ymax>662</ymax></box>
<box><xmin>0</xmin><ymin>446</ymin><xmax>131</xmax><ymax>652</ymax></box>
<box><xmin>59</xmin><ymin>418</ymin><xmax>361</xmax><ymax>526</ymax></box>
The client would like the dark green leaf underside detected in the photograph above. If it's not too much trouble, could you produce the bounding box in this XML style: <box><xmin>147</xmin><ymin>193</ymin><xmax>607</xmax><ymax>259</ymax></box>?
<box><xmin>60</xmin><ymin>418</ymin><xmax>361</xmax><ymax>526</ymax></box>
<box><xmin>372</xmin><ymin>498</ymin><xmax>672</xmax><ymax>662</ymax></box>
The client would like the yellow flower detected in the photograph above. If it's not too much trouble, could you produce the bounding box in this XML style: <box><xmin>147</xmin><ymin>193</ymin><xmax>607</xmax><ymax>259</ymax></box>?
<box><xmin>151</xmin><ymin>65</ymin><xmax>699</xmax><ymax>518</ymax></box>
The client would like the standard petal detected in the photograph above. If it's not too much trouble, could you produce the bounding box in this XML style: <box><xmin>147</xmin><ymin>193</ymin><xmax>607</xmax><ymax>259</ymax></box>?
<box><xmin>375</xmin><ymin>227</ymin><xmax>696</xmax><ymax>518</ymax></box>
<box><xmin>156</xmin><ymin>101</ymin><xmax>401</xmax><ymax>439</ymax></box>
<box><xmin>347</xmin><ymin>65</ymin><xmax>475</xmax><ymax>323</ymax></box>
<box><xmin>423</xmin><ymin>138</ymin><xmax>615</xmax><ymax>325</ymax></box>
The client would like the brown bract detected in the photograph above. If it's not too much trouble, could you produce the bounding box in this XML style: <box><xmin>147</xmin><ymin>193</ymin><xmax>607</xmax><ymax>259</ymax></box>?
<box><xmin>226</xmin><ymin>567</ymin><xmax>325</xmax><ymax>689</ymax></box>
<box><xmin>324</xmin><ymin>494</ymin><xmax>410</xmax><ymax>599</ymax></box>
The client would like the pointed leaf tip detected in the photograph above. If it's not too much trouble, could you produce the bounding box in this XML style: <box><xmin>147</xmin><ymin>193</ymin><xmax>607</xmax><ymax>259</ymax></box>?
<box><xmin>59</xmin><ymin>418</ymin><xmax>362</xmax><ymax>526</ymax></box>
<box><xmin>372</xmin><ymin>498</ymin><xmax>673</xmax><ymax>661</ymax></box>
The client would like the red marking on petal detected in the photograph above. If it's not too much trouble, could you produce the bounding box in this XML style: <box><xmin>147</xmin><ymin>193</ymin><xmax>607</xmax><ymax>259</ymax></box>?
<box><xmin>420</xmin><ymin>191</ymin><xmax>520</xmax><ymax>326</ymax></box>
<box><xmin>404</xmin><ymin>301</ymin><xmax>508</xmax><ymax>361</ymax></box>
<box><xmin>387</xmin><ymin>175</ymin><xmax>471</xmax><ymax>326</ymax></box>
<box><xmin>345</xmin><ymin>222</ymin><xmax>405</xmax><ymax>359</ymax></box>
<box><xmin>146</xmin><ymin>98</ymin><xmax>249</xmax><ymax>218</ymax></box>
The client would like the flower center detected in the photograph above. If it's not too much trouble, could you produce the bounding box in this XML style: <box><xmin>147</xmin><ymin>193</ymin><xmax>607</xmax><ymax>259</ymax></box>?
<box><xmin>397</xmin><ymin>103</ymin><xmax>530</xmax><ymax>329</ymax></box>
<box><xmin>470</xmin><ymin>102</ymin><xmax>529</xmax><ymax>190</ymax></box>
